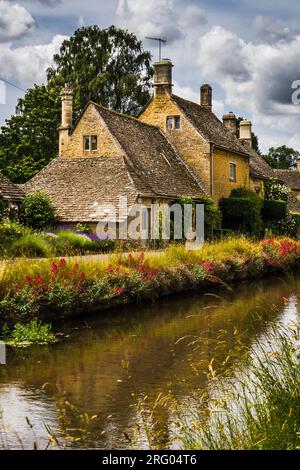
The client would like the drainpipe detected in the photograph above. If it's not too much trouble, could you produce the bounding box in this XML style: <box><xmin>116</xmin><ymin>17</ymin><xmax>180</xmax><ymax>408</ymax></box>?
<box><xmin>210</xmin><ymin>143</ymin><xmax>214</xmax><ymax>198</ymax></box>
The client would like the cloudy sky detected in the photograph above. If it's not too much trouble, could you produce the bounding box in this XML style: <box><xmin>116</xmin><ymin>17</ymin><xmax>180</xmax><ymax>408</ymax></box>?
<box><xmin>1</xmin><ymin>0</ymin><xmax>300</xmax><ymax>152</ymax></box>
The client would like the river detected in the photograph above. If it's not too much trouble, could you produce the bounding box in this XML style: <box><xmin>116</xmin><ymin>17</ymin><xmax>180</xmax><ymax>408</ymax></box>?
<box><xmin>0</xmin><ymin>274</ymin><xmax>299</xmax><ymax>449</ymax></box>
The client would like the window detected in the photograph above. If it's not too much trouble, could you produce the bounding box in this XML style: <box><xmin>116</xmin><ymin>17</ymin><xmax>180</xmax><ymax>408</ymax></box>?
<box><xmin>83</xmin><ymin>135</ymin><xmax>98</xmax><ymax>151</ymax></box>
<box><xmin>83</xmin><ymin>136</ymin><xmax>90</xmax><ymax>151</ymax></box>
<box><xmin>229</xmin><ymin>162</ymin><xmax>236</xmax><ymax>181</ymax></box>
<box><xmin>91</xmin><ymin>135</ymin><xmax>98</xmax><ymax>150</ymax></box>
<box><xmin>166</xmin><ymin>115</ymin><xmax>181</xmax><ymax>130</ymax></box>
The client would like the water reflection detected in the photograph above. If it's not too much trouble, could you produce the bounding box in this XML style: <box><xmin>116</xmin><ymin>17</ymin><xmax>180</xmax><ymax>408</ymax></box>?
<box><xmin>0</xmin><ymin>276</ymin><xmax>299</xmax><ymax>449</ymax></box>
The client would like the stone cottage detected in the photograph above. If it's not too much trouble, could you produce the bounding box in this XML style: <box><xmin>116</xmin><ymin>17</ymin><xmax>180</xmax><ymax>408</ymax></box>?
<box><xmin>23</xmin><ymin>59</ymin><xmax>287</xmax><ymax>234</ymax></box>
<box><xmin>0</xmin><ymin>175</ymin><xmax>24</xmax><ymax>219</ymax></box>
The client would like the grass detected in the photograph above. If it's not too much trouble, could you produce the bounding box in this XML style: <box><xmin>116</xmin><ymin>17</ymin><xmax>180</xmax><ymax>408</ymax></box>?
<box><xmin>2</xmin><ymin>319</ymin><xmax>57</xmax><ymax>347</ymax></box>
<box><xmin>134</xmin><ymin>325</ymin><xmax>300</xmax><ymax>450</ymax></box>
<box><xmin>0</xmin><ymin>236</ymin><xmax>299</xmax><ymax>328</ymax></box>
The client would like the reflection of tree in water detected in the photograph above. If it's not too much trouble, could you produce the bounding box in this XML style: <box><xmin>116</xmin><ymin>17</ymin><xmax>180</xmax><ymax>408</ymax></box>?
<box><xmin>0</xmin><ymin>276</ymin><xmax>296</xmax><ymax>449</ymax></box>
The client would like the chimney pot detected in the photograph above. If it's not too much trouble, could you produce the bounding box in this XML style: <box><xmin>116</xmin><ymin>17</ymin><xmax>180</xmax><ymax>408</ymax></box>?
<box><xmin>153</xmin><ymin>60</ymin><xmax>173</xmax><ymax>96</ymax></box>
<box><xmin>239</xmin><ymin>119</ymin><xmax>252</xmax><ymax>147</ymax></box>
<box><xmin>200</xmin><ymin>84</ymin><xmax>212</xmax><ymax>111</ymax></box>
<box><xmin>223</xmin><ymin>112</ymin><xmax>237</xmax><ymax>135</ymax></box>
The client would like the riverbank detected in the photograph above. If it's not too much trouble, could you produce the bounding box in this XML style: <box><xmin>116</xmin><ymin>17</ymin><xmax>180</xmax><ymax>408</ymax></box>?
<box><xmin>1</xmin><ymin>236</ymin><xmax>300</xmax><ymax>329</ymax></box>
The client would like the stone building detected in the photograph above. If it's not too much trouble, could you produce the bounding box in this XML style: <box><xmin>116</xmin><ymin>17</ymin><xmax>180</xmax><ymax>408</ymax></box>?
<box><xmin>0</xmin><ymin>175</ymin><xmax>24</xmax><ymax>219</ymax></box>
<box><xmin>23</xmin><ymin>59</ymin><xmax>289</xmax><ymax>232</ymax></box>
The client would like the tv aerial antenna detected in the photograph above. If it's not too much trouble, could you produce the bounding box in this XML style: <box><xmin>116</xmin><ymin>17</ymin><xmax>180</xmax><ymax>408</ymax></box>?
<box><xmin>145</xmin><ymin>37</ymin><xmax>167</xmax><ymax>61</ymax></box>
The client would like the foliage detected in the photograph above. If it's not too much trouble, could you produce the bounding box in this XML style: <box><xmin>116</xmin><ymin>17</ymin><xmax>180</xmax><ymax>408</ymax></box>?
<box><xmin>263</xmin><ymin>145</ymin><xmax>300</xmax><ymax>169</ymax></box>
<box><xmin>0</xmin><ymin>85</ymin><xmax>61</xmax><ymax>183</ymax></box>
<box><xmin>47</xmin><ymin>25</ymin><xmax>152</xmax><ymax>117</ymax></box>
<box><xmin>264</xmin><ymin>180</ymin><xmax>289</xmax><ymax>202</ymax></box>
<box><xmin>220</xmin><ymin>189</ymin><xmax>263</xmax><ymax>236</ymax></box>
<box><xmin>265</xmin><ymin>214</ymin><xmax>297</xmax><ymax>237</ymax></box>
<box><xmin>261</xmin><ymin>199</ymin><xmax>287</xmax><ymax>221</ymax></box>
<box><xmin>2</xmin><ymin>319</ymin><xmax>56</xmax><ymax>346</ymax></box>
<box><xmin>19</xmin><ymin>191</ymin><xmax>56</xmax><ymax>231</ymax></box>
<box><xmin>75</xmin><ymin>223</ymin><xmax>91</xmax><ymax>234</ymax></box>
<box><xmin>0</xmin><ymin>26</ymin><xmax>152</xmax><ymax>183</ymax></box>
<box><xmin>0</xmin><ymin>196</ymin><xmax>8</xmax><ymax>221</ymax></box>
<box><xmin>177</xmin><ymin>196</ymin><xmax>221</xmax><ymax>239</ymax></box>
<box><xmin>174</xmin><ymin>326</ymin><xmax>300</xmax><ymax>450</ymax></box>
<box><xmin>1</xmin><ymin>237</ymin><xmax>300</xmax><ymax>327</ymax></box>
<box><xmin>11</xmin><ymin>233</ymin><xmax>53</xmax><ymax>258</ymax></box>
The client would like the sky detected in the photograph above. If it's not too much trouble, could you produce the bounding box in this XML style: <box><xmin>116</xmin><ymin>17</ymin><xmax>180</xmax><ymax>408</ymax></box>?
<box><xmin>1</xmin><ymin>0</ymin><xmax>300</xmax><ymax>152</ymax></box>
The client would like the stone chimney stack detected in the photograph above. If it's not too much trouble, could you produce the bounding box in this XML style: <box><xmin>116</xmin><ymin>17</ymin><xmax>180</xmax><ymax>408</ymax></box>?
<box><xmin>239</xmin><ymin>119</ymin><xmax>252</xmax><ymax>147</ymax></box>
<box><xmin>200</xmin><ymin>84</ymin><xmax>212</xmax><ymax>111</ymax></box>
<box><xmin>297</xmin><ymin>157</ymin><xmax>300</xmax><ymax>172</ymax></box>
<box><xmin>223</xmin><ymin>112</ymin><xmax>237</xmax><ymax>135</ymax></box>
<box><xmin>153</xmin><ymin>59</ymin><xmax>173</xmax><ymax>96</ymax></box>
<box><xmin>59</xmin><ymin>83</ymin><xmax>73</xmax><ymax>157</ymax></box>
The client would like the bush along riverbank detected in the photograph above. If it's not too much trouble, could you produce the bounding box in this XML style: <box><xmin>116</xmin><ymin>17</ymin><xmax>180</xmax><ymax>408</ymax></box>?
<box><xmin>1</xmin><ymin>237</ymin><xmax>300</xmax><ymax>330</ymax></box>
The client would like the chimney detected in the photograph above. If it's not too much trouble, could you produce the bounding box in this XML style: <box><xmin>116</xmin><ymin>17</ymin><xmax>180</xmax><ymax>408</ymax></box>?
<box><xmin>153</xmin><ymin>59</ymin><xmax>173</xmax><ymax>96</ymax></box>
<box><xmin>59</xmin><ymin>84</ymin><xmax>73</xmax><ymax>157</ymax></box>
<box><xmin>223</xmin><ymin>112</ymin><xmax>237</xmax><ymax>135</ymax></box>
<box><xmin>200</xmin><ymin>84</ymin><xmax>212</xmax><ymax>111</ymax></box>
<box><xmin>297</xmin><ymin>157</ymin><xmax>300</xmax><ymax>172</ymax></box>
<box><xmin>239</xmin><ymin>119</ymin><xmax>252</xmax><ymax>147</ymax></box>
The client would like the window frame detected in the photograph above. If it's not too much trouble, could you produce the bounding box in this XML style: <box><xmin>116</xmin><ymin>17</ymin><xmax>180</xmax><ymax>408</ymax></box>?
<box><xmin>229</xmin><ymin>161</ymin><xmax>237</xmax><ymax>182</ymax></box>
<box><xmin>83</xmin><ymin>135</ymin><xmax>90</xmax><ymax>151</ymax></box>
<box><xmin>91</xmin><ymin>135</ymin><xmax>98</xmax><ymax>151</ymax></box>
<box><xmin>166</xmin><ymin>115</ymin><xmax>181</xmax><ymax>130</ymax></box>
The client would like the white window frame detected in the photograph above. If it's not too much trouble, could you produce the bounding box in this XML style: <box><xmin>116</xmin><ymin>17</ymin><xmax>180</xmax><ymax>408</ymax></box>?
<box><xmin>229</xmin><ymin>161</ymin><xmax>237</xmax><ymax>181</ymax></box>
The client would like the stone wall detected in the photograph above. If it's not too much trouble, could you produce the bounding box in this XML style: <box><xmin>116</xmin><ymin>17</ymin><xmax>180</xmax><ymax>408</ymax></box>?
<box><xmin>213</xmin><ymin>148</ymin><xmax>250</xmax><ymax>202</ymax></box>
<box><xmin>60</xmin><ymin>104</ymin><xmax>123</xmax><ymax>158</ymax></box>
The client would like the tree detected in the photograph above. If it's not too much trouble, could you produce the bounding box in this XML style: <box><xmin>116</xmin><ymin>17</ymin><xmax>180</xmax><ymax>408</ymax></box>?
<box><xmin>0</xmin><ymin>26</ymin><xmax>152</xmax><ymax>183</ymax></box>
<box><xmin>0</xmin><ymin>85</ymin><xmax>61</xmax><ymax>183</ymax></box>
<box><xmin>47</xmin><ymin>25</ymin><xmax>153</xmax><ymax>118</ymax></box>
<box><xmin>19</xmin><ymin>191</ymin><xmax>57</xmax><ymax>231</ymax></box>
<box><xmin>263</xmin><ymin>145</ymin><xmax>300</xmax><ymax>169</ymax></box>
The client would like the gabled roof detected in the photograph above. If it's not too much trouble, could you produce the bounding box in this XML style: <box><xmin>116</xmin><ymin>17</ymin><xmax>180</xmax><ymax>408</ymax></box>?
<box><xmin>171</xmin><ymin>95</ymin><xmax>251</xmax><ymax>157</ymax></box>
<box><xmin>94</xmin><ymin>103</ymin><xmax>207</xmax><ymax>198</ymax></box>
<box><xmin>273</xmin><ymin>169</ymin><xmax>300</xmax><ymax>190</ymax></box>
<box><xmin>0</xmin><ymin>175</ymin><xmax>24</xmax><ymax>200</ymax></box>
<box><xmin>245</xmin><ymin>146</ymin><xmax>276</xmax><ymax>181</ymax></box>
<box><xmin>24</xmin><ymin>104</ymin><xmax>206</xmax><ymax>222</ymax></box>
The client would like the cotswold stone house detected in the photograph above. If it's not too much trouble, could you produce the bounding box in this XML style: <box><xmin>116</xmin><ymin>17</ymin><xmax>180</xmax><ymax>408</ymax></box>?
<box><xmin>0</xmin><ymin>175</ymin><xmax>24</xmax><ymax>219</ymax></box>
<box><xmin>23</xmin><ymin>60</ymin><xmax>284</xmax><ymax>230</ymax></box>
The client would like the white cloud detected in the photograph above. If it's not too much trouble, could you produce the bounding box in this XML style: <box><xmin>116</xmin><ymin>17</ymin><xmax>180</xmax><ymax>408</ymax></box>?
<box><xmin>0</xmin><ymin>0</ymin><xmax>35</xmax><ymax>42</ymax></box>
<box><xmin>116</xmin><ymin>0</ymin><xmax>206</xmax><ymax>43</ymax></box>
<box><xmin>0</xmin><ymin>34</ymin><xmax>66</xmax><ymax>85</ymax></box>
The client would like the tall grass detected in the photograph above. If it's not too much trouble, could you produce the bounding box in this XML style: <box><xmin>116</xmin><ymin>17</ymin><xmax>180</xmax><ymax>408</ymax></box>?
<box><xmin>135</xmin><ymin>325</ymin><xmax>300</xmax><ymax>450</ymax></box>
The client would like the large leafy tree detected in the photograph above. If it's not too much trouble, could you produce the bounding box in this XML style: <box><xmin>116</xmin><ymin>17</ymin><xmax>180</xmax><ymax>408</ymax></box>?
<box><xmin>47</xmin><ymin>25</ymin><xmax>153</xmax><ymax>118</ymax></box>
<box><xmin>263</xmin><ymin>145</ymin><xmax>300</xmax><ymax>169</ymax></box>
<box><xmin>0</xmin><ymin>85</ymin><xmax>61</xmax><ymax>183</ymax></box>
<box><xmin>0</xmin><ymin>26</ymin><xmax>152</xmax><ymax>183</ymax></box>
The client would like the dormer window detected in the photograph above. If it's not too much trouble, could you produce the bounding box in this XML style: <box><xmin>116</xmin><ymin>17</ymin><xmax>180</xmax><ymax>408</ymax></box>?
<box><xmin>83</xmin><ymin>135</ymin><xmax>98</xmax><ymax>152</ymax></box>
<box><xmin>166</xmin><ymin>115</ymin><xmax>181</xmax><ymax>130</ymax></box>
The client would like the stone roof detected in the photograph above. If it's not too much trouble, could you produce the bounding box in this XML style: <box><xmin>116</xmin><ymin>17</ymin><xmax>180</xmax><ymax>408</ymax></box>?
<box><xmin>245</xmin><ymin>146</ymin><xmax>276</xmax><ymax>180</ymax></box>
<box><xmin>274</xmin><ymin>169</ymin><xmax>300</xmax><ymax>190</ymax></box>
<box><xmin>288</xmin><ymin>192</ymin><xmax>300</xmax><ymax>214</ymax></box>
<box><xmin>171</xmin><ymin>95</ymin><xmax>251</xmax><ymax>157</ymax></box>
<box><xmin>24</xmin><ymin>105</ymin><xmax>206</xmax><ymax>222</ymax></box>
<box><xmin>94</xmin><ymin>104</ymin><xmax>207</xmax><ymax>198</ymax></box>
<box><xmin>0</xmin><ymin>175</ymin><xmax>24</xmax><ymax>200</ymax></box>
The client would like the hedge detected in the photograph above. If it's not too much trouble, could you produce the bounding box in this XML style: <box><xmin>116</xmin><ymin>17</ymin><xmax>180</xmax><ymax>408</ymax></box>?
<box><xmin>262</xmin><ymin>199</ymin><xmax>287</xmax><ymax>221</ymax></box>
<box><xmin>220</xmin><ymin>197</ymin><xmax>262</xmax><ymax>236</ymax></box>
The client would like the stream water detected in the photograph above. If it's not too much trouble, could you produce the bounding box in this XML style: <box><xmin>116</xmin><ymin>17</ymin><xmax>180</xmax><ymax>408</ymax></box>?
<box><xmin>0</xmin><ymin>274</ymin><xmax>299</xmax><ymax>449</ymax></box>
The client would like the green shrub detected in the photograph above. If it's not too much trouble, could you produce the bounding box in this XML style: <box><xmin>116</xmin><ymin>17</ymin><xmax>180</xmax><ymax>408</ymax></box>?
<box><xmin>20</xmin><ymin>191</ymin><xmax>56</xmax><ymax>231</ymax></box>
<box><xmin>262</xmin><ymin>199</ymin><xmax>287</xmax><ymax>221</ymax></box>
<box><xmin>0</xmin><ymin>196</ymin><xmax>8</xmax><ymax>221</ymax></box>
<box><xmin>266</xmin><ymin>214</ymin><xmax>297</xmax><ymax>237</ymax></box>
<box><xmin>0</xmin><ymin>221</ymin><xmax>30</xmax><ymax>256</ymax></box>
<box><xmin>11</xmin><ymin>233</ymin><xmax>53</xmax><ymax>258</ymax></box>
<box><xmin>220</xmin><ymin>197</ymin><xmax>262</xmax><ymax>236</ymax></box>
<box><xmin>2</xmin><ymin>319</ymin><xmax>56</xmax><ymax>346</ymax></box>
<box><xmin>55</xmin><ymin>230</ymin><xmax>94</xmax><ymax>255</ymax></box>
<box><xmin>264</xmin><ymin>180</ymin><xmax>289</xmax><ymax>201</ymax></box>
<box><xmin>75</xmin><ymin>223</ymin><xmax>91</xmax><ymax>233</ymax></box>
